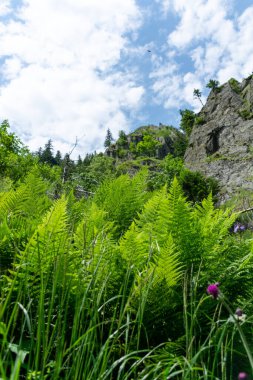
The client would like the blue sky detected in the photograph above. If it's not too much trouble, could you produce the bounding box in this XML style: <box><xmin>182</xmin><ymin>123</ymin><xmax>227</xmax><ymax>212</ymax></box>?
<box><xmin>0</xmin><ymin>0</ymin><xmax>253</xmax><ymax>158</ymax></box>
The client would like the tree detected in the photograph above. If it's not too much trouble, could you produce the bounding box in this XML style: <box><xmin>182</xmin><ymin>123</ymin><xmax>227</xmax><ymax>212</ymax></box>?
<box><xmin>0</xmin><ymin>119</ymin><xmax>35</xmax><ymax>181</ymax></box>
<box><xmin>104</xmin><ymin>128</ymin><xmax>114</xmax><ymax>148</ymax></box>
<box><xmin>136</xmin><ymin>133</ymin><xmax>161</xmax><ymax>157</ymax></box>
<box><xmin>179</xmin><ymin>109</ymin><xmax>195</xmax><ymax>137</ymax></box>
<box><xmin>62</xmin><ymin>153</ymin><xmax>75</xmax><ymax>183</ymax></box>
<box><xmin>206</xmin><ymin>79</ymin><xmax>220</xmax><ymax>91</ymax></box>
<box><xmin>76</xmin><ymin>155</ymin><xmax>83</xmax><ymax>167</ymax></box>
<box><xmin>0</xmin><ymin>119</ymin><xmax>22</xmax><ymax>153</ymax></box>
<box><xmin>193</xmin><ymin>89</ymin><xmax>204</xmax><ymax>106</ymax></box>
<box><xmin>118</xmin><ymin>130</ymin><xmax>128</xmax><ymax>147</ymax></box>
<box><xmin>39</xmin><ymin>139</ymin><xmax>57</xmax><ymax>166</ymax></box>
<box><xmin>55</xmin><ymin>150</ymin><xmax>62</xmax><ymax>166</ymax></box>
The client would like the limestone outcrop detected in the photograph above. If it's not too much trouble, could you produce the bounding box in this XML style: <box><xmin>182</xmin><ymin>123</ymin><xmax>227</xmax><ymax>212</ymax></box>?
<box><xmin>184</xmin><ymin>76</ymin><xmax>253</xmax><ymax>202</ymax></box>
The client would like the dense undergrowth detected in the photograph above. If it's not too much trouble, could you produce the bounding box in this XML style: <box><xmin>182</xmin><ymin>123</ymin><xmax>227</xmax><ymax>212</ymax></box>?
<box><xmin>0</xmin><ymin>119</ymin><xmax>253</xmax><ymax>379</ymax></box>
<box><xmin>1</xmin><ymin>166</ymin><xmax>253</xmax><ymax>379</ymax></box>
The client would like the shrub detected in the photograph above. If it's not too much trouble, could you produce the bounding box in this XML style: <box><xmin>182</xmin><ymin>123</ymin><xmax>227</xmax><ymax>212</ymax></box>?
<box><xmin>195</xmin><ymin>116</ymin><xmax>205</xmax><ymax>125</ymax></box>
<box><xmin>229</xmin><ymin>78</ymin><xmax>241</xmax><ymax>94</ymax></box>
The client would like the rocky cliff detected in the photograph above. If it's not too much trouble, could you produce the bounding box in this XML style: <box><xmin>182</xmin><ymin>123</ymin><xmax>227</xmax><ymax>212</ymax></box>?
<box><xmin>184</xmin><ymin>76</ymin><xmax>253</xmax><ymax>203</ymax></box>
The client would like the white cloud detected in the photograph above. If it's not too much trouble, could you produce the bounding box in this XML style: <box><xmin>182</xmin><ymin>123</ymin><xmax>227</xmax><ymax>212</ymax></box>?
<box><xmin>0</xmin><ymin>0</ymin><xmax>143</xmax><ymax>157</ymax></box>
<box><xmin>151</xmin><ymin>1</ymin><xmax>253</xmax><ymax>112</ymax></box>
<box><xmin>0</xmin><ymin>0</ymin><xmax>11</xmax><ymax>16</ymax></box>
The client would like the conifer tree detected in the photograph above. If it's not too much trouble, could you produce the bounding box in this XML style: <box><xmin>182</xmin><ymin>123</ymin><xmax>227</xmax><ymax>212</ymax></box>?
<box><xmin>62</xmin><ymin>153</ymin><xmax>74</xmax><ymax>183</ymax></box>
<box><xmin>104</xmin><ymin>128</ymin><xmax>114</xmax><ymax>148</ymax></box>
<box><xmin>55</xmin><ymin>150</ymin><xmax>62</xmax><ymax>166</ymax></box>
<box><xmin>40</xmin><ymin>139</ymin><xmax>57</xmax><ymax>166</ymax></box>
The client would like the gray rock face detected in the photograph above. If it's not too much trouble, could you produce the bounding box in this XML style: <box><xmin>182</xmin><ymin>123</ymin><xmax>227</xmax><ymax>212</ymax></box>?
<box><xmin>184</xmin><ymin>77</ymin><xmax>253</xmax><ymax>202</ymax></box>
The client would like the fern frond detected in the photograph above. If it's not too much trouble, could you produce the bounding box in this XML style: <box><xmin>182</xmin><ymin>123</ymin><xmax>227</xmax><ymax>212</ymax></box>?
<box><xmin>119</xmin><ymin>223</ymin><xmax>150</xmax><ymax>269</ymax></box>
<box><xmin>151</xmin><ymin>235</ymin><xmax>183</xmax><ymax>288</ymax></box>
<box><xmin>23</xmin><ymin>196</ymin><xmax>68</xmax><ymax>262</ymax></box>
<box><xmin>93</xmin><ymin>171</ymin><xmax>148</xmax><ymax>237</ymax></box>
<box><xmin>193</xmin><ymin>194</ymin><xmax>237</xmax><ymax>259</ymax></box>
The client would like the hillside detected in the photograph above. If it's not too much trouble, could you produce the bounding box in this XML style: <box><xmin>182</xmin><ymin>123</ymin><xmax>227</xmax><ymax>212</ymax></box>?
<box><xmin>105</xmin><ymin>124</ymin><xmax>187</xmax><ymax>160</ymax></box>
<box><xmin>1</xmin><ymin>89</ymin><xmax>253</xmax><ymax>379</ymax></box>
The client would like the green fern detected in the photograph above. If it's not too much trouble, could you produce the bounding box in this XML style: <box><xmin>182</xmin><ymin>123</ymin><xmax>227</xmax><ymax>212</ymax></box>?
<box><xmin>93</xmin><ymin>170</ymin><xmax>149</xmax><ymax>237</ymax></box>
<box><xmin>69</xmin><ymin>202</ymin><xmax>122</xmax><ymax>295</ymax></box>
<box><xmin>7</xmin><ymin>197</ymin><xmax>69</xmax><ymax>303</ymax></box>
<box><xmin>151</xmin><ymin>235</ymin><xmax>182</xmax><ymax>288</ymax></box>
<box><xmin>0</xmin><ymin>170</ymin><xmax>53</xmax><ymax>271</ymax></box>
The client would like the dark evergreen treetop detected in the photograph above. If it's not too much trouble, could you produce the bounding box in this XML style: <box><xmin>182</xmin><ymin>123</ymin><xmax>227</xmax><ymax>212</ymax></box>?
<box><xmin>104</xmin><ymin>128</ymin><xmax>114</xmax><ymax>148</ymax></box>
<box><xmin>39</xmin><ymin>139</ymin><xmax>57</xmax><ymax>166</ymax></box>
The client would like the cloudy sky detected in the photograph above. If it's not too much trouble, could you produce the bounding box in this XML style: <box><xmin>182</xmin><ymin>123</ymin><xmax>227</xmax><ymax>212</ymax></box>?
<box><xmin>0</xmin><ymin>0</ymin><xmax>253</xmax><ymax>158</ymax></box>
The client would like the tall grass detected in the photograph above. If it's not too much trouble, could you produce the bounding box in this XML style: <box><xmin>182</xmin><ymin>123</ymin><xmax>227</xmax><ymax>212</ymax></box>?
<box><xmin>1</xmin><ymin>259</ymin><xmax>253</xmax><ymax>379</ymax></box>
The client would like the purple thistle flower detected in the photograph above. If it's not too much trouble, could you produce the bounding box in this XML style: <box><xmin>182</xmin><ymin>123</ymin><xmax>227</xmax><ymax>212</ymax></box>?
<box><xmin>234</xmin><ymin>223</ymin><xmax>240</xmax><ymax>233</ymax></box>
<box><xmin>207</xmin><ymin>283</ymin><xmax>220</xmax><ymax>299</ymax></box>
<box><xmin>238</xmin><ymin>372</ymin><xmax>248</xmax><ymax>380</ymax></box>
<box><xmin>235</xmin><ymin>308</ymin><xmax>243</xmax><ymax>317</ymax></box>
<box><xmin>233</xmin><ymin>222</ymin><xmax>246</xmax><ymax>233</ymax></box>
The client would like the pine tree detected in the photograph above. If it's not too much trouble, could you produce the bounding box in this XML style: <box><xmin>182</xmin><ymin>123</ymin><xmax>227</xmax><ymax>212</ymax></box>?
<box><xmin>77</xmin><ymin>155</ymin><xmax>83</xmax><ymax>167</ymax></box>
<box><xmin>104</xmin><ymin>128</ymin><xmax>114</xmax><ymax>148</ymax></box>
<box><xmin>55</xmin><ymin>150</ymin><xmax>62</xmax><ymax>166</ymax></box>
<box><xmin>62</xmin><ymin>153</ymin><xmax>74</xmax><ymax>183</ymax></box>
<box><xmin>40</xmin><ymin>139</ymin><xmax>57</xmax><ymax>166</ymax></box>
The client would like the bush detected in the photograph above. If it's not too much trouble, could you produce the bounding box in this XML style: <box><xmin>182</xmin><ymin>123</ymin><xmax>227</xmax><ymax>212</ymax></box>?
<box><xmin>195</xmin><ymin>116</ymin><xmax>205</xmax><ymax>125</ymax></box>
<box><xmin>180</xmin><ymin>169</ymin><xmax>219</xmax><ymax>203</ymax></box>
<box><xmin>229</xmin><ymin>78</ymin><xmax>241</xmax><ymax>94</ymax></box>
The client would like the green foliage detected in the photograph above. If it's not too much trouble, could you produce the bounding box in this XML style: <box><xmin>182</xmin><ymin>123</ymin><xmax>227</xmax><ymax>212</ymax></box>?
<box><xmin>93</xmin><ymin>170</ymin><xmax>149</xmax><ymax>237</ymax></box>
<box><xmin>146</xmin><ymin>154</ymin><xmax>219</xmax><ymax>204</ymax></box>
<box><xmin>194</xmin><ymin>115</ymin><xmax>206</xmax><ymax>125</ymax></box>
<box><xmin>238</xmin><ymin>107</ymin><xmax>253</xmax><ymax>120</ymax></box>
<box><xmin>38</xmin><ymin>139</ymin><xmax>57</xmax><ymax>166</ymax></box>
<box><xmin>0</xmin><ymin>120</ymin><xmax>35</xmax><ymax>182</ymax></box>
<box><xmin>180</xmin><ymin>169</ymin><xmax>219</xmax><ymax>203</ymax></box>
<box><xmin>172</xmin><ymin>129</ymin><xmax>188</xmax><ymax>157</ymax></box>
<box><xmin>229</xmin><ymin>77</ymin><xmax>241</xmax><ymax>94</ymax></box>
<box><xmin>0</xmin><ymin>119</ymin><xmax>21</xmax><ymax>153</ymax></box>
<box><xmin>1</xmin><ymin>168</ymin><xmax>253</xmax><ymax>379</ymax></box>
<box><xmin>0</xmin><ymin>169</ymin><xmax>53</xmax><ymax>271</ymax></box>
<box><xmin>71</xmin><ymin>154</ymin><xmax>116</xmax><ymax>193</ymax></box>
<box><xmin>193</xmin><ymin>88</ymin><xmax>204</xmax><ymax>106</ymax></box>
<box><xmin>104</xmin><ymin>128</ymin><xmax>114</xmax><ymax>148</ymax></box>
<box><xmin>163</xmin><ymin>154</ymin><xmax>184</xmax><ymax>175</ymax></box>
<box><xmin>1</xmin><ymin>123</ymin><xmax>253</xmax><ymax>379</ymax></box>
<box><xmin>180</xmin><ymin>109</ymin><xmax>195</xmax><ymax>137</ymax></box>
<box><xmin>136</xmin><ymin>133</ymin><xmax>162</xmax><ymax>157</ymax></box>
<box><xmin>117</xmin><ymin>130</ymin><xmax>128</xmax><ymax>147</ymax></box>
<box><xmin>116</xmin><ymin>147</ymin><xmax>128</xmax><ymax>158</ymax></box>
<box><xmin>206</xmin><ymin>79</ymin><xmax>221</xmax><ymax>92</ymax></box>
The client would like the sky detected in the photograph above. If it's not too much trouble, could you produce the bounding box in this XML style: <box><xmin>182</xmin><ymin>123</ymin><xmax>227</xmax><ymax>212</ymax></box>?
<box><xmin>0</xmin><ymin>0</ymin><xmax>253</xmax><ymax>158</ymax></box>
